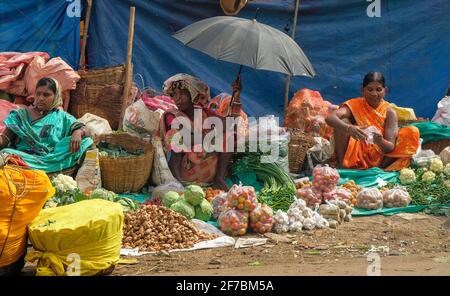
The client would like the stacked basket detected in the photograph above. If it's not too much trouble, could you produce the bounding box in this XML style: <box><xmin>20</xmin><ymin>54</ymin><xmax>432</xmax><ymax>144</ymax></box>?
<box><xmin>95</xmin><ymin>133</ymin><xmax>154</xmax><ymax>193</ymax></box>
<box><xmin>288</xmin><ymin>129</ymin><xmax>314</xmax><ymax>174</ymax></box>
<box><xmin>70</xmin><ymin>65</ymin><xmax>137</xmax><ymax>130</ymax></box>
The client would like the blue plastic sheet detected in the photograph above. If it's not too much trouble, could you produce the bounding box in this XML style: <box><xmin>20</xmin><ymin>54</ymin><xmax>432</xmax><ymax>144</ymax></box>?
<box><xmin>0</xmin><ymin>0</ymin><xmax>82</xmax><ymax>69</ymax></box>
<box><xmin>87</xmin><ymin>0</ymin><xmax>450</xmax><ymax>119</ymax></box>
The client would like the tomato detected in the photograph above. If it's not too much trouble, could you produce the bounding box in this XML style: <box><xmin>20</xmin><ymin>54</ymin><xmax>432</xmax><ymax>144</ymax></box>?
<box><xmin>238</xmin><ymin>228</ymin><xmax>246</xmax><ymax>235</ymax></box>
<box><xmin>237</xmin><ymin>203</ymin><xmax>244</xmax><ymax>210</ymax></box>
<box><xmin>231</xmin><ymin>222</ymin><xmax>239</xmax><ymax>230</ymax></box>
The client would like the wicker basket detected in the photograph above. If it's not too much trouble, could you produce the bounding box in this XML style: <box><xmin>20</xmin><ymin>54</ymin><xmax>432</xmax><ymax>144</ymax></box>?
<box><xmin>288</xmin><ymin>129</ymin><xmax>314</xmax><ymax>174</ymax></box>
<box><xmin>69</xmin><ymin>83</ymin><xmax>137</xmax><ymax>130</ymax></box>
<box><xmin>95</xmin><ymin>133</ymin><xmax>154</xmax><ymax>193</ymax></box>
<box><xmin>422</xmin><ymin>139</ymin><xmax>450</xmax><ymax>155</ymax></box>
<box><xmin>78</xmin><ymin>65</ymin><xmax>125</xmax><ymax>85</ymax></box>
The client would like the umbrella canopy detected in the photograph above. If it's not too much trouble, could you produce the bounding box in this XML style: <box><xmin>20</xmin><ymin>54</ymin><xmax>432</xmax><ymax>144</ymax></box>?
<box><xmin>173</xmin><ymin>16</ymin><xmax>315</xmax><ymax>78</ymax></box>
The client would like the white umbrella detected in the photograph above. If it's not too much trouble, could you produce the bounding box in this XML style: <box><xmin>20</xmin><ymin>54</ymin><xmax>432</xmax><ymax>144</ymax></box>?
<box><xmin>173</xmin><ymin>14</ymin><xmax>316</xmax><ymax>113</ymax></box>
<box><xmin>173</xmin><ymin>15</ymin><xmax>315</xmax><ymax>77</ymax></box>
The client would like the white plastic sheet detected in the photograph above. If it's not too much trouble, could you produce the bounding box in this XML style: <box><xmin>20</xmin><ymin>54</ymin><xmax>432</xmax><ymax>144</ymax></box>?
<box><xmin>120</xmin><ymin>219</ymin><xmax>235</xmax><ymax>256</ymax></box>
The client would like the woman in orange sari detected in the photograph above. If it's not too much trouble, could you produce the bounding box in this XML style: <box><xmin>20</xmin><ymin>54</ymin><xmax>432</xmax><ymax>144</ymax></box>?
<box><xmin>326</xmin><ymin>72</ymin><xmax>420</xmax><ymax>171</ymax></box>
<box><xmin>160</xmin><ymin>74</ymin><xmax>246</xmax><ymax>190</ymax></box>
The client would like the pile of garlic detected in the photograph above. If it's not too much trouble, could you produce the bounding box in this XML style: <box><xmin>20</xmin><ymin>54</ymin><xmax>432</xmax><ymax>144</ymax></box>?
<box><xmin>273</xmin><ymin>199</ymin><xmax>329</xmax><ymax>233</ymax></box>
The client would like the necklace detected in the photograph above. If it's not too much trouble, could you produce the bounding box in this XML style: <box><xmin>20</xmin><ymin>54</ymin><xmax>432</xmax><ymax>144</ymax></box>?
<box><xmin>33</xmin><ymin>106</ymin><xmax>47</xmax><ymax>116</ymax></box>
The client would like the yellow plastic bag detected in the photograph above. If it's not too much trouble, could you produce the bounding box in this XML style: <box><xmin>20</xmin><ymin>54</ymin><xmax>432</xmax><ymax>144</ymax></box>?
<box><xmin>390</xmin><ymin>103</ymin><xmax>417</xmax><ymax>121</ymax></box>
<box><xmin>0</xmin><ymin>165</ymin><xmax>54</xmax><ymax>267</ymax></box>
<box><xmin>26</xmin><ymin>199</ymin><xmax>123</xmax><ymax>276</ymax></box>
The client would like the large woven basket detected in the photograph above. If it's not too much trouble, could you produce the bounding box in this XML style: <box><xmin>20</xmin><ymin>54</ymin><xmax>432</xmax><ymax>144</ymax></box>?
<box><xmin>288</xmin><ymin>129</ymin><xmax>314</xmax><ymax>174</ymax></box>
<box><xmin>96</xmin><ymin>133</ymin><xmax>154</xmax><ymax>193</ymax></box>
<box><xmin>78</xmin><ymin>65</ymin><xmax>125</xmax><ymax>85</ymax></box>
<box><xmin>422</xmin><ymin>139</ymin><xmax>450</xmax><ymax>155</ymax></box>
<box><xmin>70</xmin><ymin>83</ymin><xmax>137</xmax><ymax>130</ymax></box>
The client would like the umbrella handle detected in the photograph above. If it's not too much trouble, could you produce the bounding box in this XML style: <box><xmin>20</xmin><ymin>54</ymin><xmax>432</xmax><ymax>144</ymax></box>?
<box><xmin>228</xmin><ymin>65</ymin><xmax>243</xmax><ymax>116</ymax></box>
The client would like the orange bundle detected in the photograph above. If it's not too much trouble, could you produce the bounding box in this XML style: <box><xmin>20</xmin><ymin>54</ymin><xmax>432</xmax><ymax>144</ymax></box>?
<box><xmin>284</xmin><ymin>89</ymin><xmax>336</xmax><ymax>139</ymax></box>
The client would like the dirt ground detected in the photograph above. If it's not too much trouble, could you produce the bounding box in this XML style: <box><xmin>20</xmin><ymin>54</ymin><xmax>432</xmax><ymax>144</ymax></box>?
<box><xmin>23</xmin><ymin>213</ymin><xmax>450</xmax><ymax>276</ymax></box>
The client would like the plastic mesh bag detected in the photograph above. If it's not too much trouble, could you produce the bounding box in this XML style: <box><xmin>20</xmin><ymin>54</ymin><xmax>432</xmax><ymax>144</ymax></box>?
<box><xmin>218</xmin><ymin>208</ymin><xmax>248</xmax><ymax>236</ymax></box>
<box><xmin>212</xmin><ymin>192</ymin><xmax>228</xmax><ymax>220</ymax></box>
<box><xmin>382</xmin><ymin>187</ymin><xmax>411</xmax><ymax>208</ymax></box>
<box><xmin>226</xmin><ymin>184</ymin><xmax>257</xmax><ymax>212</ymax></box>
<box><xmin>356</xmin><ymin>188</ymin><xmax>383</xmax><ymax>210</ymax></box>
<box><xmin>312</xmin><ymin>165</ymin><xmax>339</xmax><ymax>196</ymax></box>
<box><xmin>296</xmin><ymin>187</ymin><xmax>321</xmax><ymax>209</ymax></box>
<box><xmin>249</xmin><ymin>204</ymin><xmax>273</xmax><ymax>234</ymax></box>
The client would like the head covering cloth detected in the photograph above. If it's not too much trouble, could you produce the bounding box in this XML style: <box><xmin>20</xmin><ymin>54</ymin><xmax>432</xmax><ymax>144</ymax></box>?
<box><xmin>163</xmin><ymin>73</ymin><xmax>210</xmax><ymax>105</ymax></box>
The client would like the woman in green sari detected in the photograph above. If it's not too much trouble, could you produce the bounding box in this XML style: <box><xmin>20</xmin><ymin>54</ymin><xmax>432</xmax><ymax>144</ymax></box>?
<box><xmin>0</xmin><ymin>77</ymin><xmax>93</xmax><ymax>173</ymax></box>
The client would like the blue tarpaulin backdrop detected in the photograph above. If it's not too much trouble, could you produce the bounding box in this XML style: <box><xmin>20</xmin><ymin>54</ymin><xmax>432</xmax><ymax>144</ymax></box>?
<box><xmin>87</xmin><ymin>0</ymin><xmax>450</xmax><ymax>120</ymax></box>
<box><xmin>0</xmin><ymin>0</ymin><xmax>81</xmax><ymax>69</ymax></box>
<box><xmin>1</xmin><ymin>1</ymin><xmax>448</xmax><ymax>120</ymax></box>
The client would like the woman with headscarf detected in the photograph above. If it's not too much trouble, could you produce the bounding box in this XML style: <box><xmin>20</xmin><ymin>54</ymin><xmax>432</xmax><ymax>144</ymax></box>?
<box><xmin>160</xmin><ymin>73</ymin><xmax>247</xmax><ymax>190</ymax></box>
<box><xmin>0</xmin><ymin>77</ymin><xmax>93</xmax><ymax>173</ymax></box>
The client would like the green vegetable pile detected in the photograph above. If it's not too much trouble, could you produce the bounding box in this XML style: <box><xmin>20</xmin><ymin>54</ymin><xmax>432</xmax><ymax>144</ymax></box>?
<box><xmin>97</xmin><ymin>141</ymin><xmax>144</xmax><ymax>158</ymax></box>
<box><xmin>90</xmin><ymin>188</ymin><xmax>139</xmax><ymax>212</ymax></box>
<box><xmin>48</xmin><ymin>184</ymin><xmax>138</xmax><ymax>212</ymax></box>
<box><xmin>388</xmin><ymin>167</ymin><xmax>450</xmax><ymax>205</ymax></box>
<box><xmin>167</xmin><ymin>186</ymin><xmax>213</xmax><ymax>221</ymax></box>
<box><xmin>233</xmin><ymin>154</ymin><xmax>296</xmax><ymax>211</ymax></box>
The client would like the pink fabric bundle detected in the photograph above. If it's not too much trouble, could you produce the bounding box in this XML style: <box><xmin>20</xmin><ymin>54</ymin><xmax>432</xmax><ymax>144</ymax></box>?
<box><xmin>0</xmin><ymin>52</ymin><xmax>80</xmax><ymax>110</ymax></box>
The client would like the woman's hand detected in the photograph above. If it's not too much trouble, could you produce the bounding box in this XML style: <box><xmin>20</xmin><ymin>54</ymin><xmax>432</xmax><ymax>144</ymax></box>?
<box><xmin>231</xmin><ymin>79</ymin><xmax>242</xmax><ymax>94</ymax></box>
<box><xmin>70</xmin><ymin>129</ymin><xmax>83</xmax><ymax>154</ymax></box>
<box><xmin>231</xmin><ymin>78</ymin><xmax>242</xmax><ymax>103</ymax></box>
<box><xmin>372</xmin><ymin>131</ymin><xmax>384</xmax><ymax>146</ymax></box>
<box><xmin>347</xmin><ymin>125</ymin><xmax>368</xmax><ymax>141</ymax></box>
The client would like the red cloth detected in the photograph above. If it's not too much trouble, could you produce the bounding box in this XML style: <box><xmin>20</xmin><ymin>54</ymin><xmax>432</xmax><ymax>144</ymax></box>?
<box><xmin>0</xmin><ymin>100</ymin><xmax>20</xmax><ymax>133</ymax></box>
<box><xmin>141</xmin><ymin>93</ymin><xmax>176</xmax><ymax>112</ymax></box>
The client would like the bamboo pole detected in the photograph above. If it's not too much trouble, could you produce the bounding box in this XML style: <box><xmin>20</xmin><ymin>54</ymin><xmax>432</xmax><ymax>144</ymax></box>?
<box><xmin>119</xmin><ymin>6</ymin><xmax>136</xmax><ymax>130</ymax></box>
<box><xmin>78</xmin><ymin>0</ymin><xmax>92</xmax><ymax>69</ymax></box>
<box><xmin>283</xmin><ymin>0</ymin><xmax>301</xmax><ymax>115</ymax></box>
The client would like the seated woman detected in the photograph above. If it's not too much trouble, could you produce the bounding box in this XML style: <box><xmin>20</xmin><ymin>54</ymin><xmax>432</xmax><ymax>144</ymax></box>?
<box><xmin>325</xmin><ymin>72</ymin><xmax>420</xmax><ymax>171</ymax></box>
<box><xmin>160</xmin><ymin>73</ymin><xmax>246</xmax><ymax>191</ymax></box>
<box><xmin>0</xmin><ymin>77</ymin><xmax>93</xmax><ymax>173</ymax></box>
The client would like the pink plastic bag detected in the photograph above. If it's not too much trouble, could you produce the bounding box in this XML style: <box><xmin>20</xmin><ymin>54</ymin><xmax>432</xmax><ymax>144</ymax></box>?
<box><xmin>212</xmin><ymin>192</ymin><xmax>228</xmax><ymax>220</ymax></box>
<box><xmin>296</xmin><ymin>187</ymin><xmax>322</xmax><ymax>208</ymax></box>
<box><xmin>312</xmin><ymin>165</ymin><xmax>339</xmax><ymax>195</ymax></box>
